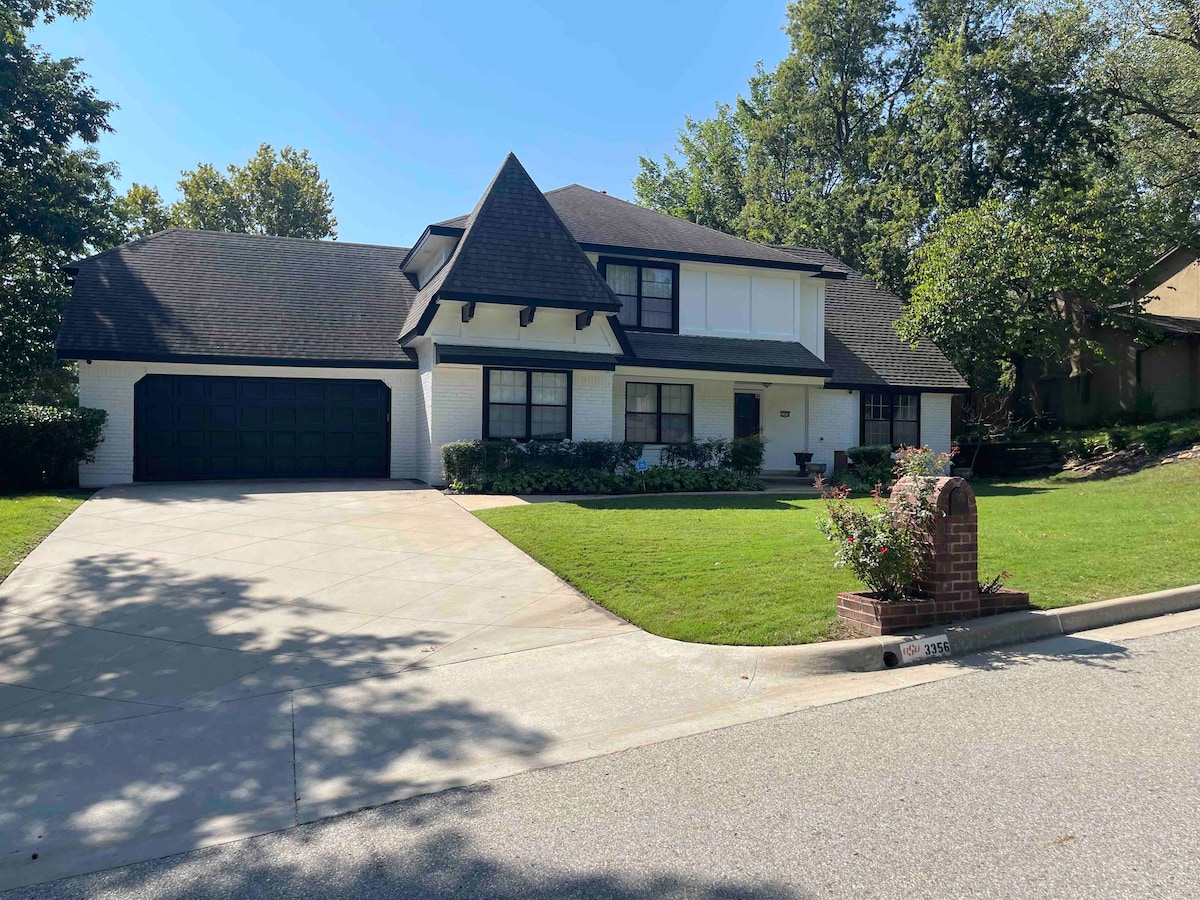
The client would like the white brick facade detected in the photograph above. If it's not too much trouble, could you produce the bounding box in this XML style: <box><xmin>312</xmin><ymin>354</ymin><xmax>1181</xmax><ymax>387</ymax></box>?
<box><xmin>920</xmin><ymin>392</ymin><xmax>954</xmax><ymax>454</ymax></box>
<box><xmin>77</xmin><ymin>360</ymin><xmax>420</xmax><ymax>488</ymax></box>
<box><xmin>75</xmin><ymin>357</ymin><xmax>955</xmax><ymax>489</ymax></box>
<box><xmin>807</xmin><ymin>387</ymin><xmax>860</xmax><ymax>470</ymax></box>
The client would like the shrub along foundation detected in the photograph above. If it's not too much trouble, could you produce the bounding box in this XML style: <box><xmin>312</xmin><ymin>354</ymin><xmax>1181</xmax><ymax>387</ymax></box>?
<box><xmin>835</xmin><ymin>476</ymin><xmax>1031</xmax><ymax>636</ymax></box>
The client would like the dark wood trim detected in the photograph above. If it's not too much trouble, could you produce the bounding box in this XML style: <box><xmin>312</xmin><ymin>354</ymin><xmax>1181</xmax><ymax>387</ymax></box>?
<box><xmin>616</xmin><ymin>356</ymin><xmax>832</xmax><ymax>378</ymax></box>
<box><xmin>436</xmin><ymin>345</ymin><xmax>616</xmax><ymax>371</ymax></box>
<box><xmin>64</xmin><ymin>350</ymin><xmax>417</xmax><ymax>369</ymax></box>
<box><xmin>483</xmin><ymin>367</ymin><xmax>573</xmax><ymax>441</ymax></box>
<box><xmin>519</xmin><ymin>306</ymin><xmax>536</xmax><ymax>328</ymax></box>
<box><xmin>624</xmin><ymin>381</ymin><xmax>694</xmax><ymax>444</ymax></box>
<box><xmin>596</xmin><ymin>256</ymin><xmax>681</xmax><ymax>334</ymax></box>
<box><xmin>827</xmin><ymin>381</ymin><xmax>964</xmax><ymax>394</ymax></box>
<box><xmin>859</xmin><ymin>388</ymin><xmax>921</xmax><ymax>448</ymax></box>
<box><xmin>461</xmin><ymin>301</ymin><xmax>476</xmax><ymax>323</ymax></box>
<box><xmin>575</xmin><ymin>310</ymin><xmax>593</xmax><ymax>330</ymax></box>
<box><xmin>437</xmin><ymin>291</ymin><xmax>621</xmax><ymax>313</ymax></box>
<box><xmin>582</xmin><ymin>242</ymin><xmax>826</xmax><ymax>274</ymax></box>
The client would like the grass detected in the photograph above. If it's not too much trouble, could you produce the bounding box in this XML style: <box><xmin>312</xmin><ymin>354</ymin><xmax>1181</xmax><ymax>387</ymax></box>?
<box><xmin>475</xmin><ymin>458</ymin><xmax>1200</xmax><ymax>646</ymax></box>
<box><xmin>0</xmin><ymin>490</ymin><xmax>93</xmax><ymax>582</ymax></box>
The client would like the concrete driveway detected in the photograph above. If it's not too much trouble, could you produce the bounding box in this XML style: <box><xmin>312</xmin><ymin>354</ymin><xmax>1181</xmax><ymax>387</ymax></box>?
<box><xmin>0</xmin><ymin>479</ymin><xmax>915</xmax><ymax>891</ymax></box>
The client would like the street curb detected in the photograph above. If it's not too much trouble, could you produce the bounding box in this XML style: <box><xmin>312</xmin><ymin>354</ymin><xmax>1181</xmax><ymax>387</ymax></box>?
<box><xmin>757</xmin><ymin>584</ymin><xmax>1200</xmax><ymax>676</ymax></box>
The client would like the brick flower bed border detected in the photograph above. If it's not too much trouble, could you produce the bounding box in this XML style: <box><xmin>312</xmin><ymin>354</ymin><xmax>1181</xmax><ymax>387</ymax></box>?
<box><xmin>836</xmin><ymin>588</ymin><xmax>1032</xmax><ymax>636</ymax></box>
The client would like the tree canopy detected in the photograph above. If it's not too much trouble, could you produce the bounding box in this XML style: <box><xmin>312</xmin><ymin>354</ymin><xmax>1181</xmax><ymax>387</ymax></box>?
<box><xmin>635</xmin><ymin>0</ymin><xmax>1200</xmax><ymax>397</ymax></box>
<box><xmin>118</xmin><ymin>144</ymin><xmax>338</xmax><ymax>240</ymax></box>
<box><xmin>1</xmin><ymin>0</ymin><xmax>120</xmax><ymax>402</ymax></box>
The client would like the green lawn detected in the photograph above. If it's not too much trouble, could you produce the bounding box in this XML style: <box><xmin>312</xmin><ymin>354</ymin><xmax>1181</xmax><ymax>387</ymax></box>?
<box><xmin>475</xmin><ymin>459</ymin><xmax>1200</xmax><ymax>646</ymax></box>
<box><xmin>0</xmin><ymin>491</ymin><xmax>93</xmax><ymax>582</ymax></box>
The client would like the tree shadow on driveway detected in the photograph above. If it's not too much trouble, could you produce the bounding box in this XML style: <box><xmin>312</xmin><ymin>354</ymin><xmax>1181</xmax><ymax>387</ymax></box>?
<box><xmin>0</xmin><ymin>551</ymin><xmax>555</xmax><ymax>891</ymax></box>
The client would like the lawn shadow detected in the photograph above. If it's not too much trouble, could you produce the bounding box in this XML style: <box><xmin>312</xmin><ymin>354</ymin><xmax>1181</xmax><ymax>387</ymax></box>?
<box><xmin>558</xmin><ymin>494</ymin><xmax>820</xmax><ymax>513</ymax></box>
<box><xmin>8</xmin><ymin>784</ymin><xmax>804</xmax><ymax>899</ymax></box>
<box><xmin>0</xmin><ymin>551</ymin><xmax>555</xmax><ymax>891</ymax></box>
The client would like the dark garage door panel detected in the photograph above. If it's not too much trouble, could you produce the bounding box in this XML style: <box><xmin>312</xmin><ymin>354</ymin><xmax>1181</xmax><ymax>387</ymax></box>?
<box><xmin>135</xmin><ymin>375</ymin><xmax>390</xmax><ymax>481</ymax></box>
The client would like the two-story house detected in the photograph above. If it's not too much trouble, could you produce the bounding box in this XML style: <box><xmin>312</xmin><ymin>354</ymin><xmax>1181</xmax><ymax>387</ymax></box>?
<box><xmin>56</xmin><ymin>153</ymin><xmax>966</xmax><ymax>487</ymax></box>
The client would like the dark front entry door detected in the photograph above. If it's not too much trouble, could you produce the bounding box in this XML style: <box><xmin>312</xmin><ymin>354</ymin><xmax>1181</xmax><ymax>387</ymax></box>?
<box><xmin>734</xmin><ymin>392</ymin><xmax>761</xmax><ymax>439</ymax></box>
<box><xmin>134</xmin><ymin>374</ymin><xmax>390</xmax><ymax>481</ymax></box>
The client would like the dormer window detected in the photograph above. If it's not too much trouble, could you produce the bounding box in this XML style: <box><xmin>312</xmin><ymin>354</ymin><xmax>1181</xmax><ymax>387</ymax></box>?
<box><xmin>598</xmin><ymin>258</ymin><xmax>679</xmax><ymax>332</ymax></box>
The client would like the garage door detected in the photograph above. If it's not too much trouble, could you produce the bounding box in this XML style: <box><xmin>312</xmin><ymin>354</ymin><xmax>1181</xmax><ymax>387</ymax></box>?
<box><xmin>134</xmin><ymin>375</ymin><xmax>390</xmax><ymax>481</ymax></box>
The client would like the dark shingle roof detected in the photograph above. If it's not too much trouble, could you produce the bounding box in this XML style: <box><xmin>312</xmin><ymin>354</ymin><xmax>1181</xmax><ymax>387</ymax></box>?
<box><xmin>772</xmin><ymin>246</ymin><xmax>967</xmax><ymax>391</ymax></box>
<box><xmin>621</xmin><ymin>332</ymin><xmax>832</xmax><ymax>377</ymax></box>
<box><xmin>1135</xmin><ymin>313</ymin><xmax>1200</xmax><ymax>337</ymax></box>
<box><xmin>57</xmin><ymin>229</ymin><xmax>417</xmax><ymax>366</ymax></box>
<box><xmin>400</xmin><ymin>155</ymin><xmax>620</xmax><ymax>338</ymax></box>
<box><xmin>440</xmin><ymin>185</ymin><xmax>839</xmax><ymax>274</ymax></box>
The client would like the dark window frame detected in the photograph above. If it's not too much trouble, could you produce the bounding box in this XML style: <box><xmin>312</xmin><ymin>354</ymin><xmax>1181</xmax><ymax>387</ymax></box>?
<box><xmin>624</xmin><ymin>382</ymin><xmax>694</xmax><ymax>444</ymax></box>
<box><xmin>859</xmin><ymin>390</ymin><xmax>921</xmax><ymax>448</ymax></box>
<box><xmin>597</xmin><ymin>257</ymin><xmax>681</xmax><ymax>333</ymax></box>
<box><xmin>483</xmin><ymin>367</ymin><xmax>573</xmax><ymax>441</ymax></box>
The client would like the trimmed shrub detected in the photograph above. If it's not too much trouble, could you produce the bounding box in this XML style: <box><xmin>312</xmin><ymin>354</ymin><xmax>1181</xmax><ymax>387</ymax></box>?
<box><xmin>847</xmin><ymin>444</ymin><xmax>893</xmax><ymax>469</ymax></box>
<box><xmin>729</xmin><ymin>435</ymin><xmax>766</xmax><ymax>476</ymax></box>
<box><xmin>846</xmin><ymin>443</ymin><xmax>894</xmax><ymax>488</ymax></box>
<box><xmin>1141</xmin><ymin>423</ymin><xmax>1173</xmax><ymax>456</ymax></box>
<box><xmin>1106</xmin><ymin>428</ymin><xmax>1130</xmax><ymax>451</ymax></box>
<box><xmin>0</xmin><ymin>404</ymin><xmax>107</xmax><ymax>490</ymax></box>
<box><xmin>441</xmin><ymin>438</ymin><xmax>762</xmax><ymax>494</ymax></box>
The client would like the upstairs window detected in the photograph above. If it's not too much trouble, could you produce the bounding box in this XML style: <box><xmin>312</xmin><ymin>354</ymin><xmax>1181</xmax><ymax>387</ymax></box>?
<box><xmin>862</xmin><ymin>391</ymin><xmax>920</xmax><ymax>448</ymax></box>
<box><xmin>599</xmin><ymin>258</ymin><xmax>679</xmax><ymax>332</ymax></box>
<box><xmin>484</xmin><ymin>368</ymin><xmax>571</xmax><ymax>440</ymax></box>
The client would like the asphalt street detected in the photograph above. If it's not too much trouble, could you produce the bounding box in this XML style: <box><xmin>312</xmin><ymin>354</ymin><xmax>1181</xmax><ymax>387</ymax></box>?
<box><xmin>8</xmin><ymin>625</ymin><xmax>1199</xmax><ymax>899</ymax></box>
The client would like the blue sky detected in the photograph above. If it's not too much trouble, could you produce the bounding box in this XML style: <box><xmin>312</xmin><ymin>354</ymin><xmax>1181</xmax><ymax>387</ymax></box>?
<box><xmin>38</xmin><ymin>1</ymin><xmax>791</xmax><ymax>247</ymax></box>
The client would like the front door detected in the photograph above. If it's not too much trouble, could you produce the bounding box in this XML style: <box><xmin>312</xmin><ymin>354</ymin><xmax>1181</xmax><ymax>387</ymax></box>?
<box><xmin>734</xmin><ymin>392</ymin><xmax>761</xmax><ymax>439</ymax></box>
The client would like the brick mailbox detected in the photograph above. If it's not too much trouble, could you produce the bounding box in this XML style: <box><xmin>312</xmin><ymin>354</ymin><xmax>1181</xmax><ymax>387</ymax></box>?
<box><xmin>836</xmin><ymin>476</ymin><xmax>1030</xmax><ymax>636</ymax></box>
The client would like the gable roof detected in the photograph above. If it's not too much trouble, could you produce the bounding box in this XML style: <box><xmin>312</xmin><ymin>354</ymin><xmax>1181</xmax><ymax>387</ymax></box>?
<box><xmin>772</xmin><ymin>246</ymin><xmax>967</xmax><ymax>391</ymax></box>
<box><xmin>57</xmin><ymin>229</ymin><xmax>417</xmax><ymax>367</ymax></box>
<box><xmin>439</xmin><ymin>185</ymin><xmax>841</xmax><ymax>275</ymax></box>
<box><xmin>400</xmin><ymin>155</ymin><xmax>621</xmax><ymax>339</ymax></box>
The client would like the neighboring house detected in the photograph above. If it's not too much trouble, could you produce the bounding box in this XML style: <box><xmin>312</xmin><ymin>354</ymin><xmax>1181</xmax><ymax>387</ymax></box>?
<box><xmin>1034</xmin><ymin>247</ymin><xmax>1200</xmax><ymax>426</ymax></box>
<box><xmin>56</xmin><ymin>153</ymin><xmax>966</xmax><ymax>488</ymax></box>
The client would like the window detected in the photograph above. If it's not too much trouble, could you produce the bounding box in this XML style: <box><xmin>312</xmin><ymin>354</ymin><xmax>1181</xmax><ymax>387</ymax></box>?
<box><xmin>599</xmin><ymin>258</ymin><xmax>679</xmax><ymax>332</ymax></box>
<box><xmin>625</xmin><ymin>383</ymin><xmax>693</xmax><ymax>444</ymax></box>
<box><xmin>861</xmin><ymin>391</ymin><xmax>920</xmax><ymax>448</ymax></box>
<box><xmin>484</xmin><ymin>368</ymin><xmax>571</xmax><ymax>440</ymax></box>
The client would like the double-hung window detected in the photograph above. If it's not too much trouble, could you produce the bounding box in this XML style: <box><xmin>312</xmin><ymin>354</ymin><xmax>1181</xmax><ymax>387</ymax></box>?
<box><xmin>861</xmin><ymin>391</ymin><xmax>920</xmax><ymax>448</ymax></box>
<box><xmin>599</xmin><ymin>258</ymin><xmax>679</xmax><ymax>331</ymax></box>
<box><xmin>484</xmin><ymin>368</ymin><xmax>571</xmax><ymax>440</ymax></box>
<box><xmin>625</xmin><ymin>383</ymin><xmax>693</xmax><ymax>444</ymax></box>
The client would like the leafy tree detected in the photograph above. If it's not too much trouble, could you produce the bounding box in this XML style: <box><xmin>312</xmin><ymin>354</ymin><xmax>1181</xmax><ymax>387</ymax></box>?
<box><xmin>117</xmin><ymin>144</ymin><xmax>339</xmax><ymax>240</ymax></box>
<box><xmin>899</xmin><ymin>172</ymin><xmax>1162</xmax><ymax>400</ymax></box>
<box><xmin>113</xmin><ymin>182</ymin><xmax>174</xmax><ymax>240</ymax></box>
<box><xmin>1</xmin><ymin>0</ymin><xmax>120</xmax><ymax>402</ymax></box>
<box><xmin>1102</xmin><ymin>0</ymin><xmax>1200</xmax><ymax>217</ymax></box>
<box><xmin>636</xmin><ymin>0</ymin><xmax>1198</xmax><ymax>408</ymax></box>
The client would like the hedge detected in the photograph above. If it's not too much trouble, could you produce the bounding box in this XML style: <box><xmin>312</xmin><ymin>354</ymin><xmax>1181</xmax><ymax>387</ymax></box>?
<box><xmin>442</xmin><ymin>437</ymin><xmax>765</xmax><ymax>494</ymax></box>
<box><xmin>0</xmin><ymin>404</ymin><xmax>107</xmax><ymax>491</ymax></box>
